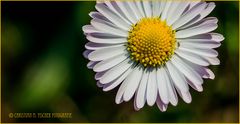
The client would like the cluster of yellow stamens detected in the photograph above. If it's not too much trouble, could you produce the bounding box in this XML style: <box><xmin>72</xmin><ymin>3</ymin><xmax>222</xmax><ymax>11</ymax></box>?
<box><xmin>127</xmin><ymin>18</ymin><xmax>176</xmax><ymax>67</ymax></box>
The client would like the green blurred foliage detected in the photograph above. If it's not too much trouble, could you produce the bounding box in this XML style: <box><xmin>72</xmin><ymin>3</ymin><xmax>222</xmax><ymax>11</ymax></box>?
<box><xmin>1</xmin><ymin>1</ymin><xmax>239</xmax><ymax>123</ymax></box>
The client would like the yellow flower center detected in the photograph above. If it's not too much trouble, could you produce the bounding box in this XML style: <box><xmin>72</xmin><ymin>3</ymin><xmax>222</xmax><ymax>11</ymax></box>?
<box><xmin>127</xmin><ymin>18</ymin><xmax>176</xmax><ymax>67</ymax></box>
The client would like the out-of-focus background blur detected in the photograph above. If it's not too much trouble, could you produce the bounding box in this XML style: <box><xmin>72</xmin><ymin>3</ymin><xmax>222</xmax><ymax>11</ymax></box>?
<box><xmin>1</xmin><ymin>1</ymin><xmax>239</xmax><ymax>123</ymax></box>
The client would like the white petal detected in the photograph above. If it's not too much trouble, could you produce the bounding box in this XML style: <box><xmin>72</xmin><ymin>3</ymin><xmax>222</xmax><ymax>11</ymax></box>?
<box><xmin>123</xmin><ymin>66</ymin><xmax>143</xmax><ymax>101</ymax></box>
<box><xmin>171</xmin><ymin>55</ymin><xmax>203</xmax><ymax>85</ymax></box>
<box><xmin>152</xmin><ymin>1</ymin><xmax>161</xmax><ymax>17</ymax></box>
<box><xmin>126</xmin><ymin>1</ymin><xmax>142</xmax><ymax>19</ymax></box>
<box><xmin>180</xmin><ymin>2</ymin><xmax>216</xmax><ymax>29</ymax></box>
<box><xmin>83</xmin><ymin>50</ymin><xmax>92</xmax><ymax>59</ymax></box>
<box><xmin>88</xmin><ymin>45</ymin><xmax>125</xmax><ymax>61</ymax></box>
<box><xmin>97</xmin><ymin>81</ymin><xmax>104</xmax><ymax>88</ymax></box>
<box><xmin>179</xmin><ymin>47</ymin><xmax>218</xmax><ymax>58</ymax></box>
<box><xmin>172</xmin><ymin>2</ymin><xmax>207</xmax><ymax>30</ymax></box>
<box><xmin>116</xmin><ymin>1</ymin><xmax>138</xmax><ymax>24</ymax></box>
<box><xmin>176</xmin><ymin>23</ymin><xmax>218</xmax><ymax>38</ymax></box>
<box><xmin>115</xmin><ymin>65</ymin><xmax>135</xmax><ymax>104</ymax></box>
<box><xmin>95</xmin><ymin>71</ymin><xmax>106</xmax><ymax>80</ymax></box>
<box><xmin>87</xmin><ymin>61</ymin><xmax>98</xmax><ymax>69</ymax></box>
<box><xmin>146</xmin><ymin>69</ymin><xmax>158</xmax><ymax>106</ymax></box>
<box><xmin>205</xmin><ymin>57</ymin><xmax>220</xmax><ymax>65</ymax></box>
<box><xmin>166</xmin><ymin>1</ymin><xmax>190</xmax><ymax>26</ymax></box>
<box><xmin>142</xmin><ymin>1</ymin><xmax>152</xmax><ymax>17</ymax></box>
<box><xmin>136</xmin><ymin>1</ymin><xmax>146</xmax><ymax>17</ymax></box>
<box><xmin>166</xmin><ymin>61</ymin><xmax>189</xmax><ymax>92</ymax></box>
<box><xmin>176</xmin><ymin>88</ymin><xmax>192</xmax><ymax>103</ymax></box>
<box><xmin>91</xmin><ymin>18</ymin><xmax>128</xmax><ymax>37</ymax></box>
<box><xmin>93</xmin><ymin>53</ymin><xmax>128</xmax><ymax>72</ymax></box>
<box><xmin>103</xmin><ymin>66</ymin><xmax>133</xmax><ymax>91</ymax></box>
<box><xmin>89</xmin><ymin>11</ymin><xmax>110</xmax><ymax>22</ymax></box>
<box><xmin>105</xmin><ymin>1</ymin><xmax>132</xmax><ymax>25</ymax></box>
<box><xmin>95</xmin><ymin>3</ymin><xmax>130</xmax><ymax>30</ymax></box>
<box><xmin>179</xmin><ymin>41</ymin><xmax>221</xmax><ymax>49</ymax></box>
<box><xmin>175</xmin><ymin>49</ymin><xmax>209</xmax><ymax>66</ymax></box>
<box><xmin>135</xmin><ymin>69</ymin><xmax>149</xmax><ymax>109</ymax></box>
<box><xmin>161</xmin><ymin>1</ymin><xmax>172</xmax><ymax>21</ymax></box>
<box><xmin>82</xmin><ymin>25</ymin><xmax>100</xmax><ymax>34</ymax></box>
<box><xmin>185</xmin><ymin>60</ymin><xmax>214</xmax><ymax>79</ymax></box>
<box><xmin>100</xmin><ymin>58</ymin><xmax>133</xmax><ymax>84</ymax></box>
<box><xmin>156</xmin><ymin>67</ymin><xmax>169</xmax><ymax>104</ymax></box>
<box><xmin>87</xmin><ymin>34</ymin><xmax>127</xmax><ymax>44</ymax></box>
<box><xmin>177</xmin><ymin>33</ymin><xmax>224</xmax><ymax>42</ymax></box>
<box><xmin>180</xmin><ymin>16</ymin><xmax>218</xmax><ymax>30</ymax></box>
<box><xmin>159</xmin><ymin>1</ymin><xmax>166</xmax><ymax>17</ymax></box>
<box><xmin>85</xmin><ymin>42</ymin><xmax>124</xmax><ymax>50</ymax></box>
<box><xmin>210</xmin><ymin>33</ymin><xmax>225</xmax><ymax>42</ymax></box>
<box><xmin>156</xmin><ymin>96</ymin><xmax>168</xmax><ymax>112</ymax></box>
<box><xmin>164</xmin><ymin>68</ymin><xmax>178</xmax><ymax>106</ymax></box>
<box><xmin>186</xmin><ymin>79</ymin><xmax>203</xmax><ymax>92</ymax></box>
<box><xmin>205</xmin><ymin>68</ymin><xmax>215</xmax><ymax>79</ymax></box>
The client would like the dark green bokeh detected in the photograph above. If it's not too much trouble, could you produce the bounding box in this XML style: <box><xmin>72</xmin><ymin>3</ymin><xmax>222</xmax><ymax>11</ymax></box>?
<box><xmin>1</xmin><ymin>1</ymin><xmax>239</xmax><ymax>123</ymax></box>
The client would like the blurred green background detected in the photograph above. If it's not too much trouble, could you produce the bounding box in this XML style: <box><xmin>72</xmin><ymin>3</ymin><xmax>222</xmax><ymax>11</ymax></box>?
<box><xmin>1</xmin><ymin>1</ymin><xmax>239</xmax><ymax>123</ymax></box>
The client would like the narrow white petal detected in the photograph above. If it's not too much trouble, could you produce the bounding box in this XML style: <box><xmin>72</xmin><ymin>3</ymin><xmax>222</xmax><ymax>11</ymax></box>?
<box><xmin>175</xmin><ymin>49</ymin><xmax>209</xmax><ymax>66</ymax></box>
<box><xmin>185</xmin><ymin>60</ymin><xmax>214</xmax><ymax>79</ymax></box>
<box><xmin>88</xmin><ymin>45</ymin><xmax>125</xmax><ymax>61</ymax></box>
<box><xmin>116</xmin><ymin>1</ymin><xmax>138</xmax><ymax>24</ymax></box>
<box><xmin>136</xmin><ymin>1</ymin><xmax>146</xmax><ymax>17</ymax></box>
<box><xmin>89</xmin><ymin>11</ymin><xmax>110</xmax><ymax>22</ymax></box>
<box><xmin>164</xmin><ymin>68</ymin><xmax>178</xmax><ymax>106</ymax></box>
<box><xmin>159</xmin><ymin>1</ymin><xmax>166</xmax><ymax>17</ymax></box>
<box><xmin>146</xmin><ymin>69</ymin><xmax>158</xmax><ymax>106</ymax></box>
<box><xmin>186</xmin><ymin>79</ymin><xmax>203</xmax><ymax>92</ymax></box>
<box><xmin>156</xmin><ymin>68</ymin><xmax>169</xmax><ymax>104</ymax></box>
<box><xmin>87</xmin><ymin>61</ymin><xmax>98</xmax><ymax>69</ymax></box>
<box><xmin>152</xmin><ymin>1</ymin><xmax>161</xmax><ymax>17</ymax></box>
<box><xmin>177</xmin><ymin>33</ymin><xmax>224</xmax><ymax>42</ymax></box>
<box><xmin>91</xmin><ymin>18</ymin><xmax>128</xmax><ymax>37</ymax></box>
<box><xmin>115</xmin><ymin>65</ymin><xmax>135</xmax><ymax>104</ymax></box>
<box><xmin>179</xmin><ymin>47</ymin><xmax>218</xmax><ymax>58</ymax></box>
<box><xmin>83</xmin><ymin>50</ymin><xmax>92</xmax><ymax>59</ymax></box>
<box><xmin>123</xmin><ymin>66</ymin><xmax>143</xmax><ymax>101</ymax></box>
<box><xmin>172</xmin><ymin>2</ymin><xmax>207</xmax><ymax>30</ymax></box>
<box><xmin>142</xmin><ymin>1</ymin><xmax>152</xmax><ymax>17</ymax></box>
<box><xmin>180</xmin><ymin>2</ymin><xmax>216</xmax><ymax>29</ymax></box>
<box><xmin>176</xmin><ymin>88</ymin><xmax>192</xmax><ymax>103</ymax></box>
<box><xmin>93</xmin><ymin>53</ymin><xmax>128</xmax><ymax>72</ymax></box>
<box><xmin>161</xmin><ymin>1</ymin><xmax>171</xmax><ymax>21</ymax></box>
<box><xmin>97</xmin><ymin>81</ymin><xmax>104</xmax><ymax>88</ymax></box>
<box><xmin>179</xmin><ymin>41</ymin><xmax>221</xmax><ymax>49</ymax></box>
<box><xmin>82</xmin><ymin>25</ymin><xmax>100</xmax><ymax>34</ymax></box>
<box><xmin>95</xmin><ymin>3</ymin><xmax>130</xmax><ymax>30</ymax></box>
<box><xmin>205</xmin><ymin>57</ymin><xmax>220</xmax><ymax>65</ymax></box>
<box><xmin>85</xmin><ymin>42</ymin><xmax>124</xmax><ymax>50</ymax></box>
<box><xmin>100</xmin><ymin>58</ymin><xmax>133</xmax><ymax>84</ymax></box>
<box><xmin>103</xmin><ymin>66</ymin><xmax>133</xmax><ymax>91</ymax></box>
<box><xmin>176</xmin><ymin>23</ymin><xmax>218</xmax><ymax>38</ymax></box>
<box><xmin>136</xmin><ymin>69</ymin><xmax>149</xmax><ymax>109</ymax></box>
<box><xmin>205</xmin><ymin>68</ymin><xmax>215</xmax><ymax>79</ymax></box>
<box><xmin>167</xmin><ymin>1</ymin><xmax>190</xmax><ymax>25</ymax></box>
<box><xmin>179</xmin><ymin>16</ymin><xmax>218</xmax><ymax>30</ymax></box>
<box><xmin>171</xmin><ymin>55</ymin><xmax>203</xmax><ymax>85</ymax></box>
<box><xmin>87</xmin><ymin>34</ymin><xmax>127</xmax><ymax>44</ymax></box>
<box><xmin>156</xmin><ymin>96</ymin><xmax>168</xmax><ymax>112</ymax></box>
<box><xmin>95</xmin><ymin>71</ymin><xmax>106</xmax><ymax>80</ymax></box>
<box><xmin>166</xmin><ymin>61</ymin><xmax>189</xmax><ymax>92</ymax></box>
<box><xmin>127</xmin><ymin>1</ymin><xmax>142</xmax><ymax>19</ymax></box>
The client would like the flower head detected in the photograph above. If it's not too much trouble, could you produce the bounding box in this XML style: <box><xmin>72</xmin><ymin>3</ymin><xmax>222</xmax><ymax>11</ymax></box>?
<box><xmin>83</xmin><ymin>0</ymin><xmax>224</xmax><ymax>111</ymax></box>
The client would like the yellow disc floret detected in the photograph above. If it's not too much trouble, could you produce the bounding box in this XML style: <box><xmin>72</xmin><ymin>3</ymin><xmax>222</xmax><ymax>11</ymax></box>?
<box><xmin>127</xmin><ymin>18</ymin><xmax>176</xmax><ymax>67</ymax></box>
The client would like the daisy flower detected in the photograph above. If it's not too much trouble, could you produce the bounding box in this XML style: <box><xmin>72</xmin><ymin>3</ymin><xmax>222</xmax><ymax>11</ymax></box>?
<box><xmin>82</xmin><ymin>0</ymin><xmax>224</xmax><ymax>111</ymax></box>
